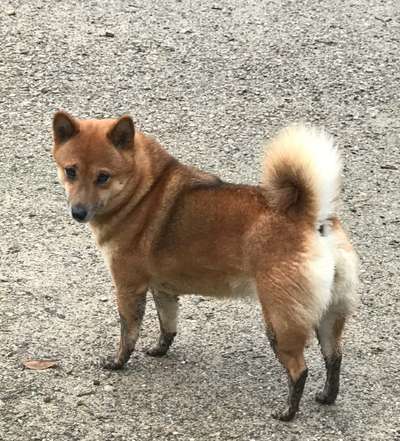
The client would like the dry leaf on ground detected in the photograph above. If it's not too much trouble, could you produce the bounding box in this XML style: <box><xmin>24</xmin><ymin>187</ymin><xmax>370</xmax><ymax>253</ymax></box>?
<box><xmin>22</xmin><ymin>359</ymin><xmax>58</xmax><ymax>370</ymax></box>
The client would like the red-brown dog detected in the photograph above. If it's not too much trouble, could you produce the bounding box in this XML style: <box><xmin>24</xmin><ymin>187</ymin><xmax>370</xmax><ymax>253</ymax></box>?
<box><xmin>52</xmin><ymin>112</ymin><xmax>359</xmax><ymax>420</ymax></box>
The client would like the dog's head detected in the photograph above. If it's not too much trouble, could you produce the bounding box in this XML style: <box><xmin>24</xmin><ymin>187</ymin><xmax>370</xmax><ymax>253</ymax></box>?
<box><xmin>52</xmin><ymin>112</ymin><xmax>137</xmax><ymax>223</ymax></box>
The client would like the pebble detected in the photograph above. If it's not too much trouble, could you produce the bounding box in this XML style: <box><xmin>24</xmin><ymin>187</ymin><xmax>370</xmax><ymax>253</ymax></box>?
<box><xmin>76</xmin><ymin>389</ymin><xmax>95</xmax><ymax>397</ymax></box>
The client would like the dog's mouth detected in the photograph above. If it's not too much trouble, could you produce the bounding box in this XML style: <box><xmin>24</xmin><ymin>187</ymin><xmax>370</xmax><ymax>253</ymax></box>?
<box><xmin>72</xmin><ymin>214</ymin><xmax>92</xmax><ymax>224</ymax></box>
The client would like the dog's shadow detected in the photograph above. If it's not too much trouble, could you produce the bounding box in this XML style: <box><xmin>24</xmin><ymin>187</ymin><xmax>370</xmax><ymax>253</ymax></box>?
<box><xmin>109</xmin><ymin>341</ymin><xmax>280</xmax><ymax>414</ymax></box>
<box><xmin>85</xmin><ymin>301</ymin><xmax>354</xmax><ymax>431</ymax></box>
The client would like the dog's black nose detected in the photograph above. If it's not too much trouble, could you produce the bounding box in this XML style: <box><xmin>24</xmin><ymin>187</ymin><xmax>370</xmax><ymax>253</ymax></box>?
<box><xmin>71</xmin><ymin>205</ymin><xmax>88</xmax><ymax>222</ymax></box>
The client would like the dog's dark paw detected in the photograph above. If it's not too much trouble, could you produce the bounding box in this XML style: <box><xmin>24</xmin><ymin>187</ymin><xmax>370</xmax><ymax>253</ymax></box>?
<box><xmin>145</xmin><ymin>345</ymin><xmax>168</xmax><ymax>357</ymax></box>
<box><xmin>271</xmin><ymin>406</ymin><xmax>297</xmax><ymax>422</ymax></box>
<box><xmin>315</xmin><ymin>391</ymin><xmax>336</xmax><ymax>405</ymax></box>
<box><xmin>99</xmin><ymin>356</ymin><xmax>125</xmax><ymax>371</ymax></box>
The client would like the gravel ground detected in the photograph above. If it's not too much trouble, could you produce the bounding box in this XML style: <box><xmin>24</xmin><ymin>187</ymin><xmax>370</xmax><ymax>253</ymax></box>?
<box><xmin>1</xmin><ymin>0</ymin><xmax>399</xmax><ymax>440</ymax></box>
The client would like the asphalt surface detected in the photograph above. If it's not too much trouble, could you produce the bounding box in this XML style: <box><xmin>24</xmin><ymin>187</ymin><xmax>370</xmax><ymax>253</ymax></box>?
<box><xmin>1</xmin><ymin>1</ymin><xmax>399</xmax><ymax>440</ymax></box>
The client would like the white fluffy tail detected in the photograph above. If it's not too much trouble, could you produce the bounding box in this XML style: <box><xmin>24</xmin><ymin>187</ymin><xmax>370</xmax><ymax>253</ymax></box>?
<box><xmin>262</xmin><ymin>125</ymin><xmax>342</xmax><ymax>225</ymax></box>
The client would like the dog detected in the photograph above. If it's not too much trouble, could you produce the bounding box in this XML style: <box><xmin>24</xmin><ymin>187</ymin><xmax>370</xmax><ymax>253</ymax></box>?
<box><xmin>52</xmin><ymin>112</ymin><xmax>359</xmax><ymax>421</ymax></box>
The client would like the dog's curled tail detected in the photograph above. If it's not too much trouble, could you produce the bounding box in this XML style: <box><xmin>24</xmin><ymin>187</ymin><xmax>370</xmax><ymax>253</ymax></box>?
<box><xmin>262</xmin><ymin>125</ymin><xmax>342</xmax><ymax>225</ymax></box>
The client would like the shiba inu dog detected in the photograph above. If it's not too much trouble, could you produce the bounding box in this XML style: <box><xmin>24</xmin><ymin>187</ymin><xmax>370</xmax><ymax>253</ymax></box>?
<box><xmin>52</xmin><ymin>112</ymin><xmax>359</xmax><ymax>421</ymax></box>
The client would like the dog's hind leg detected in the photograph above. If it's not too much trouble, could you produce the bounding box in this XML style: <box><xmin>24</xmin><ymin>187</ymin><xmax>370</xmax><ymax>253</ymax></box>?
<box><xmin>268</xmin><ymin>317</ymin><xmax>309</xmax><ymax>421</ymax></box>
<box><xmin>316</xmin><ymin>221</ymin><xmax>359</xmax><ymax>404</ymax></box>
<box><xmin>316</xmin><ymin>250</ymin><xmax>359</xmax><ymax>403</ymax></box>
<box><xmin>315</xmin><ymin>311</ymin><xmax>345</xmax><ymax>404</ymax></box>
<box><xmin>146</xmin><ymin>289</ymin><xmax>178</xmax><ymax>357</ymax></box>
<box><xmin>258</xmin><ymin>287</ymin><xmax>310</xmax><ymax>422</ymax></box>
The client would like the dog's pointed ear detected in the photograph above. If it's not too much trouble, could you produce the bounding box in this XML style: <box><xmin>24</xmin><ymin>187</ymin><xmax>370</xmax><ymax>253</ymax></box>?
<box><xmin>107</xmin><ymin>115</ymin><xmax>135</xmax><ymax>149</ymax></box>
<box><xmin>53</xmin><ymin>111</ymin><xmax>79</xmax><ymax>144</ymax></box>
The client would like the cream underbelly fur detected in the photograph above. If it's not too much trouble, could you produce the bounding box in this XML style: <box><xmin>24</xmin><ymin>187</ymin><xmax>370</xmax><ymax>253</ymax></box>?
<box><xmin>151</xmin><ymin>275</ymin><xmax>258</xmax><ymax>299</ymax></box>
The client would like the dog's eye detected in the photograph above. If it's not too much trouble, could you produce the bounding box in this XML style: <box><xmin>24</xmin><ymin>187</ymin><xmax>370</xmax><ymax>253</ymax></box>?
<box><xmin>96</xmin><ymin>173</ymin><xmax>111</xmax><ymax>185</ymax></box>
<box><xmin>65</xmin><ymin>167</ymin><xmax>76</xmax><ymax>180</ymax></box>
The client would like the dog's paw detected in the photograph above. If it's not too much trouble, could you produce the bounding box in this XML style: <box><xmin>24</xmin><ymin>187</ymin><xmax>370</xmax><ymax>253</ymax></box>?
<box><xmin>99</xmin><ymin>356</ymin><xmax>125</xmax><ymax>371</ymax></box>
<box><xmin>271</xmin><ymin>406</ymin><xmax>297</xmax><ymax>422</ymax></box>
<box><xmin>145</xmin><ymin>345</ymin><xmax>168</xmax><ymax>357</ymax></box>
<box><xmin>315</xmin><ymin>391</ymin><xmax>336</xmax><ymax>405</ymax></box>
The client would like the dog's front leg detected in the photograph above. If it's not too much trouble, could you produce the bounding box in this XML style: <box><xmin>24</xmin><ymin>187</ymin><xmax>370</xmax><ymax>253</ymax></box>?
<box><xmin>146</xmin><ymin>289</ymin><xmax>178</xmax><ymax>357</ymax></box>
<box><xmin>101</xmin><ymin>289</ymin><xmax>147</xmax><ymax>370</ymax></box>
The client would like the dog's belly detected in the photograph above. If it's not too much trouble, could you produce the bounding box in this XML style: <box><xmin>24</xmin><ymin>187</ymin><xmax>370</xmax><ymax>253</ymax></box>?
<box><xmin>151</xmin><ymin>273</ymin><xmax>257</xmax><ymax>299</ymax></box>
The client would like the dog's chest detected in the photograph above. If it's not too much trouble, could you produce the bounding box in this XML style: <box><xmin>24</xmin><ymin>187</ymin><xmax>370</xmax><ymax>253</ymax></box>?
<box><xmin>99</xmin><ymin>242</ymin><xmax>115</xmax><ymax>270</ymax></box>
